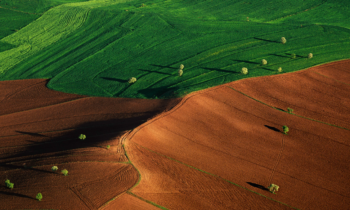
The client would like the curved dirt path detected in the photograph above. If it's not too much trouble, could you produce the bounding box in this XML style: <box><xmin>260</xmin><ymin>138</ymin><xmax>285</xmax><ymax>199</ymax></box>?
<box><xmin>124</xmin><ymin>59</ymin><xmax>350</xmax><ymax>210</ymax></box>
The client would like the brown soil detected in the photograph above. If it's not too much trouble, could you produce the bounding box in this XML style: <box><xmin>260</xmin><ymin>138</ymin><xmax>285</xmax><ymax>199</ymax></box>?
<box><xmin>124</xmin><ymin>60</ymin><xmax>350</xmax><ymax>209</ymax></box>
<box><xmin>1</xmin><ymin>59</ymin><xmax>349</xmax><ymax>209</ymax></box>
<box><xmin>0</xmin><ymin>79</ymin><xmax>180</xmax><ymax>209</ymax></box>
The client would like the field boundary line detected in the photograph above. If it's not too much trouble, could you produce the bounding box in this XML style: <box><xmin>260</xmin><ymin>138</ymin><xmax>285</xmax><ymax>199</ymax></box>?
<box><xmin>225</xmin><ymin>85</ymin><xmax>349</xmax><ymax>131</ymax></box>
<box><xmin>0</xmin><ymin>6</ymin><xmax>43</xmax><ymax>15</ymax></box>
<box><xmin>132</xmin><ymin>142</ymin><xmax>299</xmax><ymax>210</ymax></box>
<box><xmin>311</xmin><ymin>70</ymin><xmax>350</xmax><ymax>86</ymax></box>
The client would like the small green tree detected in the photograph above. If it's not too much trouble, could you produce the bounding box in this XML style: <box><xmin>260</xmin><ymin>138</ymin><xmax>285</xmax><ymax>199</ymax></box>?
<box><xmin>51</xmin><ymin>166</ymin><xmax>58</xmax><ymax>172</ymax></box>
<box><xmin>268</xmin><ymin>184</ymin><xmax>279</xmax><ymax>194</ymax></box>
<box><xmin>282</xmin><ymin>125</ymin><xmax>289</xmax><ymax>135</ymax></box>
<box><xmin>61</xmin><ymin>169</ymin><xmax>69</xmax><ymax>176</ymax></box>
<box><xmin>261</xmin><ymin>59</ymin><xmax>267</xmax><ymax>65</ymax></box>
<box><xmin>287</xmin><ymin>108</ymin><xmax>293</xmax><ymax>113</ymax></box>
<box><xmin>128</xmin><ymin>77</ymin><xmax>137</xmax><ymax>84</ymax></box>
<box><xmin>5</xmin><ymin>179</ymin><xmax>14</xmax><ymax>189</ymax></box>
<box><xmin>241</xmin><ymin>67</ymin><xmax>248</xmax><ymax>75</ymax></box>
<box><xmin>106</xmin><ymin>145</ymin><xmax>110</xmax><ymax>150</ymax></box>
<box><xmin>278</xmin><ymin>67</ymin><xmax>282</xmax><ymax>73</ymax></box>
<box><xmin>8</xmin><ymin>182</ymin><xmax>14</xmax><ymax>189</ymax></box>
<box><xmin>178</xmin><ymin>69</ymin><xmax>183</xmax><ymax>77</ymax></box>
<box><xmin>36</xmin><ymin>193</ymin><xmax>43</xmax><ymax>201</ymax></box>
<box><xmin>79</xmin><ymin>134</ymin><xmax>86</xmax><ymax>140</ymax></box>
<box><xmin>308</xmin><ymin>53</ymin><xmax>313</xmax><ymax>59</ymax></box>
<box><xmin>291</xmin><ymin>53</ymin><xmax>296</xmax><ymax>59</ymax></box>
<box><xmin>281</xmin><ymin>37</ymin><xmax>286</xmax><ymax>44</ymax></box>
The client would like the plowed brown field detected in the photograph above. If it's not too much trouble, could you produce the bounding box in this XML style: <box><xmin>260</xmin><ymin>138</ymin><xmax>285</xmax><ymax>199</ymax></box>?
<box><xmin>124</xmin><ymin>59</ymin><xmax>350</xmax><ymax>210</ymax></box>
<box><xmin>0</xmin><ymin>79</ymin><xmax>180</xmax><ymax>209</ymax></box>
<box><xmin>1</xmin><ymin>59</ymin><xmax>349</xmax><ymax>209</ymax></box>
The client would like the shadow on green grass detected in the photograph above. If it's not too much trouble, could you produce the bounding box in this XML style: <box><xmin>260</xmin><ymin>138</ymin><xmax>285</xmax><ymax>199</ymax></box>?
<box><xmin>254</xmin><ymin>37</ymin><xmax>280</xmax><ymax>43</ymax></box>
<box><xmin>150</xmin><ymin>64</ymin><xmax>177</xmax><ymax>70</ymax></box>
<box><xmin>232</xmin><ymin>59</ymin><xmax>260</xmax><ymax>65</ymax></box>
<box><xmin>138</xmin><ymin>69</ymin><xmax>172</xmax><ymax>75</ymax></box>
<box><xmin>201</xmin><ymin>67</ymin><xmax>239</xmax><ymax>73</ymax></box>
<box><xmin>101</xmin><ymin>77</ymin><xmax>128</xmax><ymax>83</ymax></box>
<box><xmin>138</xmin><ymin>86</ymin><xmax>177</xmax><ymax>98</ymax></box>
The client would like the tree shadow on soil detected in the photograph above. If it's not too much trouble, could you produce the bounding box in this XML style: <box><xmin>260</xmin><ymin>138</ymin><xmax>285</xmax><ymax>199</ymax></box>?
<box><xmin>264</xmin><ymin>125</ymin><xmax>281</xmax><ymax>133</ymax></box>
<box><xmin>247</xmin><ymin>182</ymin><xmax>269</xmax><ymax>191</ymax></box>
<box><xmin>0</xmin><ymin>100</ymin><xmax>180</xmax><ymax>171</ymax></box>
<box><xmin>254</xmin><ymin>37</ymin><xmax>280</xmax><ymax>43</ymax></box>
<box><xmin>101</xmin><ymin>77</ymin><xmax>128</xmax><ymax>83</ymax></box>
<box><xmin>16</xmin><ymin>131</ymin><xmax>46</xmax><ymax>137</ymax></box>
<box><xmin>0</xmin><ymin>191</ymin><xmax>34</xmax><ymax>200</ymax></box>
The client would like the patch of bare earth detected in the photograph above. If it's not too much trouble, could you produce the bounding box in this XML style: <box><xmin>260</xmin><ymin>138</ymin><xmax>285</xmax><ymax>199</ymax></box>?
<box><xmin>0</xmin><ymin>79</ymin><xmax>180</xmax><ymax>209</ymax></box>
<box><xmin>123</xmin><ymin>59</ymin><xmax>350</xmax><ymax>209</ymax></box>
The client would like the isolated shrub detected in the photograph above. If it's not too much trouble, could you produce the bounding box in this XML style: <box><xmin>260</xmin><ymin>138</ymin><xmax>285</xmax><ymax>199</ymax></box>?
<box><xmin>178</xmin><ymin>69</ymin><xmax>183</xmax><ymax>77</ymax></box>
<box><xmin>7</xmin><ymin>182</ymin><xmax>14</xmax><ymax>189</ymax></box>
<box><xmin>5</xmin><ymin>179</ymin><xmax>10</xmax><ymax>186</ymax></box>
<box><xmin>281</xmin><ymin>37</ymin><xmax>286</xmax><ymax>44</ymax></box>
<box><xmin>308</xmin><ymin>53</ymin><xmax>313</xmax><ymax>59</ymax></box>
<box><xmin>282</xmin><ymin>125</ymin><xmax>289</xmax><ymax>135</ymax></box>
<box><xmin>241</xmin><ymin>67</ymin><xmax>248</xmax><ymax>75</ymax></box>
<box><xmin>128</xmin><ymin>77</ymin><xmax>137</xmax><ymax>84</ymax></box>
<box><xmin>261</xmin><ymin>59</ymin><xmax>267</xmax><ymax>65</ymax></box>
<box><xmin>268</xmin><ymin>184</ymin><xmax>279</xmax><ymax>194</ymax></box>
<box><xmin>278</xmin><ymin>67</ymin><xmax>282</xmax><ymax>72</ymax></box>
<box><xmin>291</xmin><ymin>53</ymin><xmax>296</xmax><ymax>59</ymax></box>
<box><xmin>36</xmin><ymin>193</ymin><xmax>43</xmax><ymax>201</ymax></box>
<box><xmin>179</xmin><ymin>64</ymin><xmax>184</xmax><ymax>70</ymax></box>
<box><xmin>287</xmin><ymin>107</ymin><xmax>293</xmax><ymax>113</ymax></box>
<box><xmin>61</xmin><ymin>169</ymin><xmax>68</xmax><ymax>176</ymax></box>
<box><xmin>51</xmin><ymin>166</ymin><xmax>58</xmax><ymax>172</ymax></box>
<box><xmin>79</xmin><ymin>134</ymin><xmax>86</xmax><ymax>140</ymax></box>
<box><xmin>106</xmin><ymin>145</ymin><xmax>110</xmax><ymax>150</ymax></box>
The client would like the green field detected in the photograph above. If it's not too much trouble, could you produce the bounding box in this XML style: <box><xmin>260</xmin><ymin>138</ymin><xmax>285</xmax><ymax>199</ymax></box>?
<box><xmin>0</xmin><ymin>0</ymin><xmax>349</xmax><ymax>98</ymax></box>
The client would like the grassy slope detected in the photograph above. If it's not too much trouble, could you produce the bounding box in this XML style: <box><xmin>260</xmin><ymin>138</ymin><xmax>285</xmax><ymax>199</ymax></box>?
<box><xmin>0</xmin><ymin>0</ymin><xmax>349</xmax><ymax>98</ymax></box>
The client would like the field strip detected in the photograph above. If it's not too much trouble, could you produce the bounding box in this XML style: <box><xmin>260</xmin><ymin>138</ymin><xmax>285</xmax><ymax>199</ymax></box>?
<box><xmin>225</xmin><ymin>86</ymin><xmax>350</xmax><ymax>131</ymax></box>
<box><xmin>0</xmin><ymin>80</ymin><xmax>46</xmax><ymax>103</ymax></box>
<box><xmin>126</xmin><ymin>192</ymin><xmax>169</xmax><ymax>210</ymax></box>
<box><xmin>0</xmin><ymin>6</ymin><xmax>43</xmax><ymax>15</ymax></box>
<box><xmin>265</xmin><ymin>1</ymin><xmax>326</xmax><ymax>23</ymax></box>
<box><xmin>0</xmin><ymin>97</ymin><xmax>87</xmax><ymax>118</ymax></box>
<box><xmin>0</xmin><ymin>130</ymin><xmax>124</xmax><ymax>150</ymax></box>
<box><xmin>311</xmin><ymin>70</ymin><xmax>350</xmax><ymax>86</ymax></box>
<box><xmin>130</xmin><ymin>142</ymin><xmax>299</xmax><ymax>210</ymax></box>
<box><xmin>2</xmin><ymin>161</ymin><xmax>131</xmax><ymax>173</ymax></box>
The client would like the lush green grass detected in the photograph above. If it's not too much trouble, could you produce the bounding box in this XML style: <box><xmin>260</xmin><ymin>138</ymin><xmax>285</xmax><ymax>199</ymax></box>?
<box><xmin>0</xmin><ymin>0</ymin><xmax>349</xmax><ymax>98</ymax></box>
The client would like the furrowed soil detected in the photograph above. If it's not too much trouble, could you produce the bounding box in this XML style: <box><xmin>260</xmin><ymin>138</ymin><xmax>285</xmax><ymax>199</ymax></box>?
<box><xmin>124</xmin><ymin>59</ymin><xmax>350</xmax><ymax>210</ymax></box>
<box><xmin>0</xmin><ymin>79</ymin><xmax>180</xmax><ymax>209</ymax></box>
<box><xmin>1</xmin><ymin>60</ymin><xmax>349</xmax><ymax>209</ymax></box>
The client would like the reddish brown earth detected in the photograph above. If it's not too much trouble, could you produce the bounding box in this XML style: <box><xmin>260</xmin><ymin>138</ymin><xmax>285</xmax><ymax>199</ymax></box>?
<box><xmin>0</xmin><ymin>79</ymin><xmax>180</xmax><ymax>209</ymax></box>
<box><xmin>123</xmin><ymin>59</ymin><xmax>350</xmax><ymax>210</ymax></box>
<box><xmin>1</xmin><ymin>59</ymin><xmax>350</xmax><ymax>209</ymax></box>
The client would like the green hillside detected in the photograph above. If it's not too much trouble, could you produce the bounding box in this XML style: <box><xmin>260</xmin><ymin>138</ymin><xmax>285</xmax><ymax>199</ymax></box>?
<box><xmin>0</xmin><ymin>0</ymin><xmax>349</xmax><ymax>98</ymax></box>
